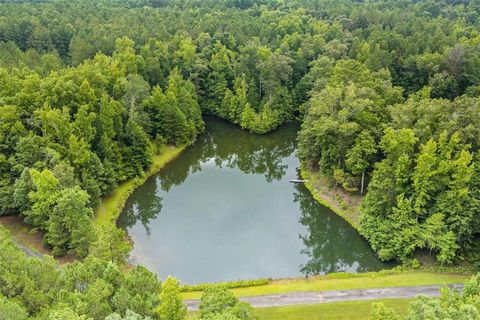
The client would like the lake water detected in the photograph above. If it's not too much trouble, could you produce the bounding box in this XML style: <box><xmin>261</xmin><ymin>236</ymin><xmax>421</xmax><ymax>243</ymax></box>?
<box><xmin>117</xmin><ymin>117</ymin><xmax>389</xmax><ymax>284</ymax></box>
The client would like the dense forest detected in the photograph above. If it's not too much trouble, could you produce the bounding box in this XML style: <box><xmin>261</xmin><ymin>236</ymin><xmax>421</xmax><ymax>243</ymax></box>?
<box><xmin>1</xmin><ymin>0</ymin><xmax>480</xmax><ymax>318</ymax></box>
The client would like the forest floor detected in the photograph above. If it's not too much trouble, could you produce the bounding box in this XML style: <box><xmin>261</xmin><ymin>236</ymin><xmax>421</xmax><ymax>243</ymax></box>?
<box><xmin>181</xmin><ymin>272</ymin><xmax>469</xmax><ymax>300</ymax></box>
<box><xmin>300</xmin><ymin>167</ymin><xmax>362</xmax><ymax>230</ymax></box>
<box><xmin>0</xmin><ymin>215</ymin><xmax>73</xmax><ymax>264</ymax></box>
<box><xmin>184</xmin><ymin>283</ymin><xmax>464</xmax><ymax>310</ymax></box>
<box><xmin>94</xmin><ymin>145</ymin><xmax>185</xmax><ymax>229</ymax></box>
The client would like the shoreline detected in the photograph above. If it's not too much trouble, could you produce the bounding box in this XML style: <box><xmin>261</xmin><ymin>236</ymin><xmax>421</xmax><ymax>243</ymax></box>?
<box><xmin>0</xmin><ymin>145</ymin><xmax>187</xmax><ymax>263</ymax></box>
<box><xmin>299</xmin><ymin>165</ymin><xmax>362</xmax><ymax>232</ymax></box>
<box><xmin>299</xmin><ymin>165</ymin><xmax>476</xmax><ymax>275</ymax></box>
<box><xmin>2</xmin><ymin>131</ymin><xmax>473</xmax><ymax>288</ymax></box>
<box><xmin>94</xmin><ymin>145</ymin><xmax>186</xmax><ymax>229</ymax></box>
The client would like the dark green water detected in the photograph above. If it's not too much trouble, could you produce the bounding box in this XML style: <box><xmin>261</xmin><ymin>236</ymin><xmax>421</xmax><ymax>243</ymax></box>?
<box><xmin>117</xmin><ymin>118</ymin><xmax>389</xmax><ymax>284</ymax></box>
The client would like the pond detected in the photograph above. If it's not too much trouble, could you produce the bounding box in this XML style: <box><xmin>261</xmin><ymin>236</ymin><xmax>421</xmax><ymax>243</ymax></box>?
<box><xmin>117</xmin><ymin>117</ymin><xmax>389</xmax><ymax>284</ymax></box>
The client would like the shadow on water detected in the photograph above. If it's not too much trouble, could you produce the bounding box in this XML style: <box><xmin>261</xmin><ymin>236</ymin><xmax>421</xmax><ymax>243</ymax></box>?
<box><xmin>117</xmin><ymin>117</ymin><xmax>390</xmax><ymax>283</ymax></box>
<box><xmin>293</xmin><ymin>183</ymin><xmax>391</xmax><ymax>275</ymax></box>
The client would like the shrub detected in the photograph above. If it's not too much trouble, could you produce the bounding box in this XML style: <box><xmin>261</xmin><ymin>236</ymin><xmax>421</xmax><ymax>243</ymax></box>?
<box><xmin>180</xmin><ymin>279</ymin><xmax>270</xmax><ymax>292</ymax></box>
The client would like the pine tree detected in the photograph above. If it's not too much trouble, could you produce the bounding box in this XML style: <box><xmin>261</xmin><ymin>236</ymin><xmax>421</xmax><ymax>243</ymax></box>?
<box><xmin>156</xmin><ymin>277</ymin><xmax>186</xmax><ymax>320</ymax></box>
<box><xmin>240</xmin><ymin>104</ymin><xmax>257</xmax><ymax>132</ymax></box>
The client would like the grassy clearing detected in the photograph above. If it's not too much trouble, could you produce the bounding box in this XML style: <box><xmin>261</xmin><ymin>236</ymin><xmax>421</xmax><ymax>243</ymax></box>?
<box><xmin>181</xmin><ymin>272</ymin><xmax>469</xmax><ymax>300</ymax></box>
<box><xmin>300</xmin><ymin>166</ymin><xmax>362</xmax><ymax>230</ymax></box>
<box><xmin>254</xmin><ymin>298</ymin><xmax>412</xmax><ymax>320</ymax></box>
<box><xmin>94</xmin><ymin>145</ymin><xmax>185</xmax><ymax>229</ymax></box>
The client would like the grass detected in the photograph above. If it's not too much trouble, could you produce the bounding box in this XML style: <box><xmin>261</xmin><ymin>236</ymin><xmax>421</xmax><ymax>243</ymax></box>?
<box><xmin>254</xmin><ymin>298</ymin><xmax>412</xmax><ymax>320</ymax></box>
<box><xmin>94</xmin><ymin>145</ymin><xmax>185</xmax><ymax>229</ymax></box>
<box><xmin>300</xmin><ymin>166</ymin><xmax>362</xmax><ymax>230</ymax></box>
<box><xmin>181</xmin><ymin>271</ymin><xmax>469</xmax><ymax>300</ymax></box>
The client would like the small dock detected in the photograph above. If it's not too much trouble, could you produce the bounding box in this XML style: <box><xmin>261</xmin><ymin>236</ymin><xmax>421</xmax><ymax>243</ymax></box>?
<box><xmin>289</xmin><ymin>179</ymin><xmax>306</xmax><ymax>184</ymax></box>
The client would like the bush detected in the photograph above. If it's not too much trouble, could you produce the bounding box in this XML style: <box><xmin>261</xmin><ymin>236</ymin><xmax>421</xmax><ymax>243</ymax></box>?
<box><xmin>180</xmin><ymin>279</ymin><xmax>270</xmax><ymax>292</ymax></box>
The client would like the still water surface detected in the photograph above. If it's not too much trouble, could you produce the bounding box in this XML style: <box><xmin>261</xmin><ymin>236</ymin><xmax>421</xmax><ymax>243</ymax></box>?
<box><xmin>117</xmin><ymin>118</ymin><xmax>389</xmax><ymax>283</ymax></box>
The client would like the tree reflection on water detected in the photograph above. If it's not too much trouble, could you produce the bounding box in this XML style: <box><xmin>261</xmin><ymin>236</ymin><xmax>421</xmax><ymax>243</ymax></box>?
<box><xmin>293</xmin><ymin>183</ymin><xmax>390</xmax><ymax>276</ymax></box>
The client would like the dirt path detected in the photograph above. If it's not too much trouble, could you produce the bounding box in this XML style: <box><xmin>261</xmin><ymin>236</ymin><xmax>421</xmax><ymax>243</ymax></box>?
<box><xmin>1</xmin><ymin>215</ymin><xmax>74</xmax><ymax>264</ymax></box>
<box><xmin>184</xmin><ymin>284</ymin><xmax>464</xmax><ymax>310</ymax></box>
<box><xmin>15</xmin><ymin>242</ymin><xmax>44</xmax><ymax>259</ymax></box>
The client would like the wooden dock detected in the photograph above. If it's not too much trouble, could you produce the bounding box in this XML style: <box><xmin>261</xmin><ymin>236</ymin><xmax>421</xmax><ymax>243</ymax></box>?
<box><xmin>289</xmin><ymin>179</ymin><xmax>306</xmax><ymax>184</ymax></box>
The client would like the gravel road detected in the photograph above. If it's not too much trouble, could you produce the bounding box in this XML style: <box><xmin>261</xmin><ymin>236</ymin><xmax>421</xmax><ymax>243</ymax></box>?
<box><xmin>184</xmin><ymin>284</ymin><xmax>464</xmax><ymax>310</ymax></box>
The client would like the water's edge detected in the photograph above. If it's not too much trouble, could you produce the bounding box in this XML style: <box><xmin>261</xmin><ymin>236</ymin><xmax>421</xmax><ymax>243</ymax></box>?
<box><xmin>95</xmin><ymin>145</ymin><xmax>187</xmax><ymax>228</ymax></box>
<box><xmin>117</xmin><ymin>117</ymin><xmax>388</xmax><ymax>283</ymax></box>
<box><xmin>300</xmin><ymin>166</ymin><xmax>362</xmax><ymax>233</ymax></box>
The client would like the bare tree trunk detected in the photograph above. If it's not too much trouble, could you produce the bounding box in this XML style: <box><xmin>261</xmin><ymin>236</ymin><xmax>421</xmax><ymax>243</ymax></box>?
<box><xmin>361</xmin><ymin>170</ymin><xmax>365</xmax><ymax>196</ymax></box>
<box><xmin>259</xmin><ymin>70</ymin><xmax>262</xmax><ymax>101</ymax></box>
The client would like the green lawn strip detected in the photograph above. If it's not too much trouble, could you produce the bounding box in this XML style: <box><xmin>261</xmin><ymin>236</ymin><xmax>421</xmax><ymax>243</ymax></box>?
<box><xmin>181</xmin><ymin>272</ymin><xmax>469</xmax><ymax>300</ymax></box>
<box><xmin>94</xmin><ymin>145</ymin><xmax>185</xmax><ymax>228</ymax></box>
<box><xmin>254</xmin><ymin>298</ymin><xmax>412</xmax><ymax>320</ymax></box>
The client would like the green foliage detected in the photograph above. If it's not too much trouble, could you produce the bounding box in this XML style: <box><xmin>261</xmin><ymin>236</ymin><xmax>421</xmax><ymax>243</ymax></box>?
<box><xmin>361</xmin><ymin>128</ymin><xmax>475</xmax><ymax>263</ymax></box>
<box><xmin>0</xmin><ymin>0</ymin><xmax>480</xmax><ymax>317</ymax></box>
<box><xmin>0</xmin><ymin>224</ymin><xmax>261</xmax><ymax>320</ymax></box>
<box><xmin>0</xmin><ymin>226</ymin><xmax>165</xmax><ymax>319</ymax></box>
<box><xmin>0</xmin><ymin>33</ymin><xmax>204</xmax><ymax>258</ymax></box>
<box><xmin>156</xmin><ymin>277</ymin><xmax>186</xmax><ymax>320</ymax></box>
<box><xmin>146</xmin><ymin>87</ymin><xmax>189</xmax><ymax>146</ymax></box>
<box><xmin>371</xmin><ymin>274</ymin><xmax>480</xmax><ymax>319</ymax></box>
<box><xmin>21</xmin><ymin>169</ymin><xmax>96</xmax><ymax>257</ymax></box>
<box><xmin>123</xmin><ymin>119</ymin><xmax>153</xmax><ymax>177</ymax></box>
<box><xmin>112</xmin><ymin>266</ymin><xmax>161</xmax><ymax>318</ymax></box>
<box><xmin>91</xmin><ymin>225</ymin><xmax>132</xmax><ymax>265</ymax></box>
<box><xmin>28</xmin><ymin>168</ymin><xmax>61</xmax><ymax>229</ymax></box>
<box><xmin>180</xmin><ymin>279</ymin><xmax>270</xmax><ymax>293</ymax></box>
<box><xmin>198</xmin><ymin>286</ymin><xmax>256</xmax><ymax>320</ymax></box>
<box><xmin>369</xmin><ymin>302</ymin><xmax>400</xmax><ymax>320</ymax></box>
<box><xmin>463</xmin><ymin>274</ymin><xmax>480</xmax><ymax>297</ymax></box>
<box><xmin>0</xmin><ymin>295</ymin><xmax>28</xmax><ymax>320</ymax></box>
<box><xmin>46</xmin><ymin>186</ymin><xmax>96</xmax><ymax>257</ymax></box>
<box><xmin>300</xmin><ymin>64</ymin><xmax>480</xmax><ymax>264</ymax></box>
<box><xmin>45</xmin><ymin>305</ymin><xmax>91</xmax><ymax>320</ymax></box>
<box><xmin>106</xmin><ymin>310</ymin><xmax>152</xmax><ymax>320</ymax></box>
<box><xmin>240</xmin><ymin>103</ymin><xmax>282</xmax><ymax>134</ymax></box>
<box><xmin>298</xmin><ymin>61</ymin><xmax>402</xmax><ymax>191</ymax></box>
